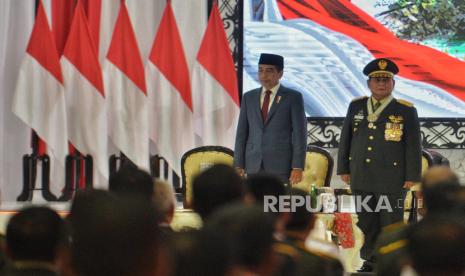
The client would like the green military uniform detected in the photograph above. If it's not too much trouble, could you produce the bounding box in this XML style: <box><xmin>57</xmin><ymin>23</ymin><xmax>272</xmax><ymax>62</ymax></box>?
<box><xmin>274</xmin><ymin>233</ymin><xmax>344</xmax><ymax>276</ymax></box>
<box><xmin>337</xmin><ymin>58</ymin><xmax>422</xmax><ymax>269</ymax></box>
<box><xmin>375</xmin><ymin>222</ymin><xmax>409</xmax><ymax>276</ymax></box>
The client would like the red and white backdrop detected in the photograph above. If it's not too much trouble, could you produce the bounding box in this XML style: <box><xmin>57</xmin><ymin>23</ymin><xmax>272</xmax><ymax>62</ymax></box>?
<box><xmin>0</xmin><ymin>0</ymin><xmax>241</xmax><ymax>202</ymax></box>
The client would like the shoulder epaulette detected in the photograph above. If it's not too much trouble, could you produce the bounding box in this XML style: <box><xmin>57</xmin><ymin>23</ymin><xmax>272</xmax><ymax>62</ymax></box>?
<box><xmin>351</xmin><ymin>96</ymin><xmax>368</xmax><ymax>102</ymax></box>
<box><xmin>378</xmin><ymin>239</ymin><xmax>407</xmax><ymax>255</ymax></box>
<box><xmin>382</xmin><ymin>221</ymin><xmax>406</xmax><ymax>233</ymax></box>
<box><xmin>273</xmin><ymin>243</ymin><xmax>300</xmax><ymax>259</ymax></box>
<box><xmin>397</xmin><ymin>99</ymin><xmax>414</xmax><ymax>107</ymax></box>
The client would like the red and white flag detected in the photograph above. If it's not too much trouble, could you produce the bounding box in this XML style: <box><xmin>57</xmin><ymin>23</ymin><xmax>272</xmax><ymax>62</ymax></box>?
<box><xmin>192</xmin><ymin>2</ymin><xmax>240</xmax><ymax>148</ymax></box>
<box><xmin>12</xmin><ymin>0</ymin><xmax>68</xmax><ymax>168</ymax></box>
<box><xmin>61</xmin><ymin>1</ymin><xmax>108</xmax><ymax>184</ymax></box>
<box><xmin>104</xmin><ymin>2</ymin><xmax>149</xmax><ymax>171</ymax></box>
<box><xmin>146</xmin><ymin>1</ymin><xmax>194</xmax><ymax>175</ymax></box>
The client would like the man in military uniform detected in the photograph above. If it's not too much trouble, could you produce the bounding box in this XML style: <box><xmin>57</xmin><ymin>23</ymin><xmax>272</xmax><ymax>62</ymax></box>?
<box><xmin>375</xmin><ymin>166</ymin><xmax>461</xmax><ymax>276</ymax></box>
<box><xmin>274</xmin><ymin>188</ymin><xmax>344</xmax><ymax>276</ymax></box>
<box><xmin>337</xmin><ymin>58</ymin><xmax>422</xmax><ymax>272</ymax></box>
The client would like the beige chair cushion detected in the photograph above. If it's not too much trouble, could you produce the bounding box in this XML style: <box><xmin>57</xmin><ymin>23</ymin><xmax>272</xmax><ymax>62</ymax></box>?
<box><xmin>421</xmin><ymin>155</ymin><xmax>429</xmax><ymax>177</ymax></box>
<box><xmin>293</xmin><ymin>152</ymin><xmax>329</xmax><ymax>193</ymax></box>
<box><xmin>183</xmin><ymin>151</ymin><xmax>233</xmax><ymax>207</ymax></box>
<box><xmin>404</xmin><ymin>155</ymin><xmax>429</xmax><ymax>214</ymax></box>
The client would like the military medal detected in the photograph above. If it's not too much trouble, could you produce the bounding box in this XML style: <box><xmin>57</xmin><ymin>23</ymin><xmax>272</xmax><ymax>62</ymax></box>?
<box><xmin>367</xmin><ymin>113</ymin><xmax>377</xmax><ymax>122</ymax></box>
<box><xmin>368</xmin><ymin>122</ymin><xmax>374</xmax><ymax>128</ymax></box>
<box><xmin>385</xmin><ymin>116</ymin><xmax>403</xmax><ymax>142</ymax></box>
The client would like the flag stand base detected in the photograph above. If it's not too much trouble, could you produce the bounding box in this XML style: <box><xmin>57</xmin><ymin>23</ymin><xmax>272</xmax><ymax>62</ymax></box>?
<box><xmin>58</xmin><ymin>154</ymin><xmax>93</xmax><ymax>201</ymax></box>
<box><xmin>109</xmin><ymin>153</ymin><xmax>136</xmax><ymax>178</ymax></box>
<box><xmin>17</xmin><ymin>153</ymin><xmax>57</xmax><ymax>202</ymax></box>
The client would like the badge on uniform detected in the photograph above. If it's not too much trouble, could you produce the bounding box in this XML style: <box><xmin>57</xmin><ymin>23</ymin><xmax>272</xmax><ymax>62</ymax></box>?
<box><xmin>354</xmin><ymin>111</ymin><xmax>364</xmax><ymax>121</ymax></box>
<box><xmin>385</xmin><ymin>115</ymin><xmax>403</xmax><ymax>141</ymax></box>
<box><xmin>353</xmin><ymin>111</ymin><xmax>364</xmax><ymax>132</ymax></box>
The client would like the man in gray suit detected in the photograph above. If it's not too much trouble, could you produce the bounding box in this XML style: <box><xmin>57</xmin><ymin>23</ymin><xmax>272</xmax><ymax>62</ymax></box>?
<box><xmin>234</xmin><ymin>53</ymin><xmax>307</xmax><ymax>184</ymax></box>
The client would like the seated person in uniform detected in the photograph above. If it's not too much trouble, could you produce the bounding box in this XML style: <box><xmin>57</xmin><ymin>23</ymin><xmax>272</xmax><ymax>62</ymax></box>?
<box><xmin>274</xmin><ymin>188</ymin><xmax>344</xmax><ymax>276</ymax></box>
<box><xmin>375</xmin><ymin>166</ymin><xmax>461</xmax><ymax>276</ymax></box>
<box><xmin>406</xmin><ymin>215</ymin><xmax>465</xmax><ymax>276</ymax></box>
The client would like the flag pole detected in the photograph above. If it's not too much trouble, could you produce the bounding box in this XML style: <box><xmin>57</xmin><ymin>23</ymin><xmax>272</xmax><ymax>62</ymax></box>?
<box><xmin>16</xmin><ymin>0</ymin><xmax>57</xmax><ymax>202</ymax></box>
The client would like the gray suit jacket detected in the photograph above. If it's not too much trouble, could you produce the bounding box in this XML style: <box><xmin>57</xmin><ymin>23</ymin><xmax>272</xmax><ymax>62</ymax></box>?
<box><xmin>233</xmin><ymin>85</ymin><xmax>307</xmax><ymax>176</ymax></box>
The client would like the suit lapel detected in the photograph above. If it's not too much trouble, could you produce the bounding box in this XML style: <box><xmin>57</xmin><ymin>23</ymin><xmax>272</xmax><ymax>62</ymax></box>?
<box><xmin>265</xmin><ymin>85</ymin><xmax>285</xmax><ymax>124</ymax></box>
<box><xmin>252</xmin><ymin>89</ymin><xmax>264</xmax><ymax>128</ymax></box>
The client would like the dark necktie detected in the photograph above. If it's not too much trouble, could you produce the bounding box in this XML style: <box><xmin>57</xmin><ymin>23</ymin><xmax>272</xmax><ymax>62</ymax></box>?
<box><xmin>373</xmin><ymin>101</ymin><xmax>381</xmax><ymax>112</ymax></box>
<box><xmin>261</xmin><ymin>90</ymin><xmax>272</xmax><ymax>122</ymax></box>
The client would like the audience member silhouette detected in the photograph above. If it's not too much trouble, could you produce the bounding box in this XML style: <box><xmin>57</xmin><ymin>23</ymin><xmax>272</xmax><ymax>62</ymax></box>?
<box><xmin>205</xmin><ymin>203</ymin><xmax>277</xmax><ymax>276</ymax></box>
<box><xmin>2</xmin><ymin>206</ymin><xmax>68</xmax><ymax>276</ymax></box>
<box><xmin>246</xmin><ymin>173</ymin><xmax>290</xmax><ymax>240</ymax></box>
<box><xmin>246</xmin><ymin>173</ymin><xmax>287</xmax><ymax>202</ymax></box>
<box><xmin>376</xmin><ymin>166</ymin><xmax>462</xmax><ymax>276</ymax></box>
<box><xmin>153</xmin><ymin>180</ymin><xmax>176</xmax><ymax>236</ymax></box>
<box><xmin>168</xmin><ymin>229</ymin><xmax>235</xmax><ymax>276</ymax></box>
<box><xmin>407</xmin><ymin>215</ymin><xmax>465</xmax><ymax>276</ymax></box>
<box><xmin>69</xmin><ymin>190</ymin><xmax>162</xmax><ymax>276</ymax></box>
<box><xmin>109</xmin><ymin>164</ymin><xmax>154</xmax><ymax>201</ymax></box>
<box><xmin>192</xmin><ymin>164</ymin><xmax>246</xmax><ymax>220</ymax></box>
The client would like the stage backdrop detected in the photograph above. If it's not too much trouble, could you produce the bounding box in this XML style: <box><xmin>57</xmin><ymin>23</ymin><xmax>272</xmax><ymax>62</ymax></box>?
<box><xmin>243</xmin><ymin>0</ymin><xmax>465</xmax><ymax>118</ymax></box>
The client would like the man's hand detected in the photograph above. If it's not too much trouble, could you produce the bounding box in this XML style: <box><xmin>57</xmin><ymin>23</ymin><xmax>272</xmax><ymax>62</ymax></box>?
<box><xmin>403</xmin><ymin>181</ymin><xmax>416</xmax><ymax>189</ymax></box>
<box><xmin>340</xmin><ymin>174</ymin><xmax>351</xmax><ymax>184</ymax></box>
<box><xmin>289</xmin><ymin>169</ymin><xmax>303</xmax><ymax>185</ymax></box>
<box><xmin>236</xmin><ymin>168</ymin><xmax>246</xmax><ymax>178</ymax></box>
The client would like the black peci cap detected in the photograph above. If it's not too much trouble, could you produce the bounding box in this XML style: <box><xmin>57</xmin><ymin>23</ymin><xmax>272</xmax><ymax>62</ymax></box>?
<box><xmin>259</xmin><ymin>53</ymin><xmax>284</xmax><ymax>70</ymax></box>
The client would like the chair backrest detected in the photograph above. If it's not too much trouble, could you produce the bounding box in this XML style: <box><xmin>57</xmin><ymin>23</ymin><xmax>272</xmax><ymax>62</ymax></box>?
<box><xmin>409</xmin><ymin>149</ymin><xmax>450</xmax><ymax>223</ymax></box>
<box><xmin>421</xmin><ymin>149</ymin><xmax>432</xmax><ymax>177</ymax></box>
<box><xmin>181</xmin><ymin>146</ymin><xmax>234</xmax><ymax>208</ymax></box>
<box><xmin>293</xmin><ymin>145</ymin><xmax>334</xmax><ymax>193</ymax></box>
<box><xmin>421</xmin><ymin>148</ymin><xmax>450</xmax><ymax>176</ymax></box>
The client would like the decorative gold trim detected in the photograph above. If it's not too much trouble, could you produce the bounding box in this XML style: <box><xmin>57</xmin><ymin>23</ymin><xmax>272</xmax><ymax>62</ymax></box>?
<box><xmin>368</xmin><ymin>70</ymin><xmax>394</xmax><ymax>77</ymax></box>
<box><xmin>378</xmin><ymin>239</ymin><xmax>407</xmax><ymax>255</ymax></box>
<box><xmin>397</xmin><ymin>99</ymin><xmax>414</xmax><ymax>107</ymax></box>
<box><xmin>273</xmin><ymin>243</ymin><xmax>300</xmax><ymax>258</ymax></box>
<box><xmin>382</xmin><ymin>221</ymin><xmax>406</xmax><ymax>232</ymax></box>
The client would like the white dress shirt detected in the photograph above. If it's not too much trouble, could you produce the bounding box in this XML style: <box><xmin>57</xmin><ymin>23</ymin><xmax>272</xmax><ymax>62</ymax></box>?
<box><xmin>260</xmin><ymin>83</ymin><xmax>280</xmax><ymax>112</ymax></box>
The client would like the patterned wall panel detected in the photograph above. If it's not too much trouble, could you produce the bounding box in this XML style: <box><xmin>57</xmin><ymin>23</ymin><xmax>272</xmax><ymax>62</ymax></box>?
<box><xmin>308</xmin><ymin>118</ymin><xmax>465</xmax><ymax>149</ymax></box>
<box><xmin>307</xmin><ymin>118</ymin><xmax>344</xmax><ymax>148</ymax></box>
<box><xmin>420</xmin><ymin>120</ymin><xmax>465</xmax><ymax>149</ymax></box>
